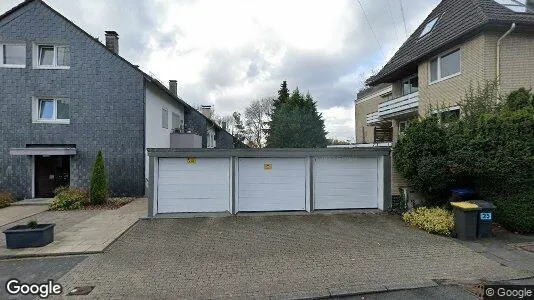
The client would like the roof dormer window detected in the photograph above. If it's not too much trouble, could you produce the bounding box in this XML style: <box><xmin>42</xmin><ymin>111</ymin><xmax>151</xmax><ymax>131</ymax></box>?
<box><xmin>419</xmin><ymin>16</ymin><xmax>439</xmax><ymax>38</ymax></box>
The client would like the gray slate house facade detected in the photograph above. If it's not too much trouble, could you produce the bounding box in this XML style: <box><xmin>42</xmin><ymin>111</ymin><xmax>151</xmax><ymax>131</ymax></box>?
<box><xmin>0</xmin><ymin>0</ymin><xmax>243</xmax><ymax>199</ymax></box>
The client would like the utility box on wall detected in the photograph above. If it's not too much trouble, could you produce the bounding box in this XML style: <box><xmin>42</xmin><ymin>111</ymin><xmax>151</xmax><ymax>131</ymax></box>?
<box><xmin>170</xmin><ymin>133</ymin><xmax>202</xmax><ymax>148</ymax></box>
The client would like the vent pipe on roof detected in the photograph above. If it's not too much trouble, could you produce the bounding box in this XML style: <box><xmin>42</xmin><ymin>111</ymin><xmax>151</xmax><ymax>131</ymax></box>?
<box><xmin>169</xmin><ymin>80</ymin><xmax>178</xmax><ymax>96</ymax></box>
<box><xmin>496</xmin><ymin>23</ymin><xmax>516</xmax><ymax>93</ymax></box>
<box><xmin>105</xmin><ymin>31</ymin><xmax>119</xmax><ymax>54</ymax></box>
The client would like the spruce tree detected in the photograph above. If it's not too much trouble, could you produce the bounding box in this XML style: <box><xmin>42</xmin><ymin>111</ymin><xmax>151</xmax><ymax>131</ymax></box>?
<box><xmin>266</xmin><ymin>83</ymin><xmax>328</xmax><ymax>148</ymax></box>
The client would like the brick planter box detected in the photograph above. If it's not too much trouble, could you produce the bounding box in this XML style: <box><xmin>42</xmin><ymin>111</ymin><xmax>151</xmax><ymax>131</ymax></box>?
<box><xmin>3</xmin><ymin>224</ymin><xmax>55</xmax><ymax>249</ymax></box>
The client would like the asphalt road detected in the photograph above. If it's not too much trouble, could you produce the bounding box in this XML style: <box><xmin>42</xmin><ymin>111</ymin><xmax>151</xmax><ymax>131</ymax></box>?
<box><xmin>0</xmin><ymin>255</ymin><xmax>86</xmax><ymax>299</ymax></box>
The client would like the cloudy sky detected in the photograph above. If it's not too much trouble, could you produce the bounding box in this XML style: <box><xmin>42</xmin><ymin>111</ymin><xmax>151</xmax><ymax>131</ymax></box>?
<box><xmin>1</xmin><ymin>0</ymin><xmax>439</xmax><ymax>141</ymax></box>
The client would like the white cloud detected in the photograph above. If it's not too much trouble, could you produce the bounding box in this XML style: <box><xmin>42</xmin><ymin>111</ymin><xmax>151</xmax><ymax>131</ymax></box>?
<box><xmin>321</xmin><ymin>106</ymin><xmax>355</xmax><ymax>141</ymax></box>
<box><xmin>0</xmin><ymin>0</ymin><xmax>440</xmax><ymax>140</ymax></box>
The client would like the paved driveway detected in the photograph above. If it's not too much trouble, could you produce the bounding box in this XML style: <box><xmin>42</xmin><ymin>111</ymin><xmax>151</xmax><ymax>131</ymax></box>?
<box><xmin>56</xmin><ymin>214</ymin><xmax>530</xmax><ymax>299</ymax></box>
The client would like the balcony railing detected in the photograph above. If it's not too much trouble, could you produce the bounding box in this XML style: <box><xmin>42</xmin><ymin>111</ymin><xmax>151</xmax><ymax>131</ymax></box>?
<box><xmin>366</xmin><ymin>111</ymin><xmax>380</xmax><ymax>125</ymax></box>
<box><xmin>378</xmin><ymin>91</ymin><xmax>419</xmax><ymax>118</ymax></box>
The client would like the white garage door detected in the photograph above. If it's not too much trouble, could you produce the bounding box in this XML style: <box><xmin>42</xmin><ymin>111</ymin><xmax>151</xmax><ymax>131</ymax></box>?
<box><xmin>313</xmin><ymin>157</ymin><xmax>378</xmax><ymax>209</ymax></box>
<box><xmin>237</xmin><ymin>158</ymin><xmax>306</xmax><ymax>212</ymax></box>
<box><xmin>157</xmin><ymin>158</ymin><xmax>230</xmax><ymax>213</ymax></box>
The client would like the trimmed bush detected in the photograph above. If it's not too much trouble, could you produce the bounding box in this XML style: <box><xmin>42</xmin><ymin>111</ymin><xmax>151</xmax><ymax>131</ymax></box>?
<box><xmin>90</xmin><ymin>151</ymin><xmax>108</xmax><ymax>205</ymax></box>
<box><xmin>403</xmin><ymin>207</ymin><xmax>454</xmax><ymax>236</ymax></box>
<box><xmin>0</xmin><ymin>192</ymin><xmax>14</xmax><ymax>208</ymax></box>
<box><xmin>393</xmin><ymin>117</ymin><xmax>453</xmax><ymax>206</ymax></box>
<box><xmin>50</xmin><ymin>187</ymin><xmax>90</xmax><ymax>211</ymax></box>
<box><xmin>491</xmin><ymin>190</ymin><xmax>534</xmax><ymax>233</ymax></box>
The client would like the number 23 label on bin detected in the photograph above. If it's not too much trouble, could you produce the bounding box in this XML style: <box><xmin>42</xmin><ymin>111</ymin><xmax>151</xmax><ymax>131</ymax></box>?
<box><xmin>480</xmin><ymin>212</ymin><xmax>492</xmax><ymax>221</ymax></box>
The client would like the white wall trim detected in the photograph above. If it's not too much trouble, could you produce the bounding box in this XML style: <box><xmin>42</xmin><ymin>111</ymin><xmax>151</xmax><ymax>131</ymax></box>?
<box><xmin>305</xmin><ymin>157</ymin><xmax>311</xmax><ymax>212</ymax></box>
<box><xmin>153</xmin><ymin>157</ymin><xmax>159</xmax><ymax>217</ymax></box>
<box><xmin>234</xmin><ymin>158</ymin><xmax>240</xmax><ymax>214</ymax></box>
<box><xmin>377</xmin><ymin>157</ymin><xmax>384</xmax><ymax>210</ymax></box>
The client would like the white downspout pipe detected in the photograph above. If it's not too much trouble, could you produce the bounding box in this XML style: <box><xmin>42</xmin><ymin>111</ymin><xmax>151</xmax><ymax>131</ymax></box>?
<box><xmin>496</xmin><ymin>23</ymin><xmax>516</xmax><ymax>93</ymax></box>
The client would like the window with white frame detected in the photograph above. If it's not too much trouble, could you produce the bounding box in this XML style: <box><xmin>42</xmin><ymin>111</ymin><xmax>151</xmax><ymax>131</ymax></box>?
<box><xmin>162</xmin><ymin>107</ymin><xmax>168</xmax><ymax>129</ymax></box>
<box><xmin>171</xmin><ymin>112</ymin><xmax>183</xmax><ymax>131</ymax></box>
<box><xmin>402</xmin><ymin>75</ymin><xmax>419</xmax><ymax>95</ymax></box>
<box><xmin>33</xmin><ymin>98</ymin><xmax>70</xmax><ymax>123</ymax></box>
<box><xmin>34</xmin><ymin>44</ymin><xmax>70</xmax><ymax>68</ymax></box>
<box><xmin>0</xmin><ymin>43</ymin><xmax>25</xmax><ymax>67</ymax></box>
<box><xmin>432</xmin><ymin>106</ymin><xmax>461</xmax><ymax>124</ymax></box>
<box><xmin>207</xmin><ymin>131</ymin><xmax>216</xmax><ymax>148</ymax></box>
<box><xmin>398</xmin><ymin>120</ymin><xmax>408</xmax><ymax>136</ymax></box>
<box><xmin>429</xmin><ymin>49</ymin><xmax>461</xmax><ymax>83</ymax></box>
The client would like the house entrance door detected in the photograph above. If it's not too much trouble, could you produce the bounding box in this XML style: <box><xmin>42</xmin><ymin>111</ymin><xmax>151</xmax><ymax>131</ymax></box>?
<box><xmin>35</xmin><ymin>155</ymin><xmax>70</xmax><ymax>197</ymax></box>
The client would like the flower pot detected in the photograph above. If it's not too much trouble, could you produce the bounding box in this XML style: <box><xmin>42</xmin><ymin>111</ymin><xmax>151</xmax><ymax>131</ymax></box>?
<box><xmin>3</xmin><ymin>223</ymin><xmax>55</xmax><ymax>249</ymax></box>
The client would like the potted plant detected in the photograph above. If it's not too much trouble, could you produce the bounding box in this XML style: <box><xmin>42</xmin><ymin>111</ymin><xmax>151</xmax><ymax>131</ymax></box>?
<box><xmin>3</xmin><ymin>220</ymin><xmax>55</xmax><ymax>249</ymax></box>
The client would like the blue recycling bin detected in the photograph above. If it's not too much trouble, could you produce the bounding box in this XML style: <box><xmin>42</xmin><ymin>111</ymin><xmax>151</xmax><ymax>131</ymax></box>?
<box><xmin>450</xmin><ymin>188</ymin><xmax>476</xmax><ymax>201</ymax></box>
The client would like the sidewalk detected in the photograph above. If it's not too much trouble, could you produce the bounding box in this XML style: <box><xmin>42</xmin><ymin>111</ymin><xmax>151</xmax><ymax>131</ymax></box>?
<box><xmin>460</xmin><ymin>226</ymin><xmax>534</xmax><ymax>275</ymax></box>
<box><xmin>0</xmin><ymin>198</ymin><xmax>147</xmax><ymax>258</ymax></box>
<box><xmin>0</xmin><ymin>205</ymin><xmax>49</xmax><ymax>227</ymax></box>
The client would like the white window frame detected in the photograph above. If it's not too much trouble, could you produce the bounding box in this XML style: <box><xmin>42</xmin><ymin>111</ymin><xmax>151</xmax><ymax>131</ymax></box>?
<box><xmin>402</xmin><ymin>74</ymin><xmax>419</xmax><ymax>95</ymax></box>
<box><xmin>32</xmin><ymin>97</ymin><xmax>70</xmax><ymax>124</ymax></box>
<box><xmin>428</xmin><ymin>48</ymin><xmax>461</xmax><ymax>85</ymax></box>
<box><xmin>162</xmin><ymin>107</ymin><xmax>168</xmax><ymax>129</ymax></box>
<box><xmin>398</xmin><ymin>120</ymin><xmax>408</xmax><ymax>136</ymax></box>
<box><xmin>431</xmin><ymin>105</ymin><xmax>461</xmax><ymax>125</ymax></box>
<box><xmin>32</xmin><ymin>43</ymin><xmax>70</xmax><ymax>69</ymax></box>
<box><xmin>0</xmin><ymin>43</ymin><xmax>26</xmax><ymax>68</ymax></box>
<box><xmin>207</xmin><ymin>130</ymin><xmax>216</xmax><ymax>148</ymax></box>
<box><xmin>171</xmin><ymin>112</ymin><xmax>184</xmax><ymax>131</ymax></box>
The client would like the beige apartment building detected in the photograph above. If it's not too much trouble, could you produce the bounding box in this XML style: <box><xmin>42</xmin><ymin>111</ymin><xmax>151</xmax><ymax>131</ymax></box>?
<box><xmin>355</xmin><ymin>0</ymin><xmax>534</xmax><ymax>195</ymax></box>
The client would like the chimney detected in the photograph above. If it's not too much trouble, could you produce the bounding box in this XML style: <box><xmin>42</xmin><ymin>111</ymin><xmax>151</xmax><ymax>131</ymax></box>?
<box><xmin>169</xmin><ymin>80</ymin><xmax>177</xmax><ymax>96</ymax></box>
<box><xmin>200</xmin><ymin>105</ymin><xmax>213</xmax><ymax>119</ymax></box>
<box><xmin>105</xmin><ymin>31</ymin><xmax>119</xmax><ymax>54</ymax></box>
<box><xmin>222</xmin><ymin>121</ymin><xmax>227</xmax><ymax>130</ymax></box>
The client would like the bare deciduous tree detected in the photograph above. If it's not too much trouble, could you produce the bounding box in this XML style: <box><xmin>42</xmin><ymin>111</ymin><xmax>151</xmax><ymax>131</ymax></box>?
<box><xmin>244</xmin><ymin>98</ymin><xmax>273</xmax><ymax>148</ymax></box>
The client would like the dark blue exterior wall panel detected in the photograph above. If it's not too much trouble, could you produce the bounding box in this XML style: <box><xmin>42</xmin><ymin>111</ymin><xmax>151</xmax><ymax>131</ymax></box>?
<box><xmin>0</xmin><ymin>2</ymin><xmax>145</xmax><ymax>198</ymax></box>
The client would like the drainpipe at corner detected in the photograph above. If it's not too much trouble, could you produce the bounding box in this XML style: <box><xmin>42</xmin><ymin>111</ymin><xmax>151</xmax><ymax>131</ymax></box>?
<box><xmin>496</xmin><ymin>23</ymin><xmax>516</xmax><ymax>93</ymax></box>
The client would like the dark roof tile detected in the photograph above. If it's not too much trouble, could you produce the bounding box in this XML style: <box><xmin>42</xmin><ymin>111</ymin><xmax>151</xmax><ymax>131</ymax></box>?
<box><xmin>367</xmin><ymin>0</ymin><xmax>534</xmax><ymax>85</ymax></box>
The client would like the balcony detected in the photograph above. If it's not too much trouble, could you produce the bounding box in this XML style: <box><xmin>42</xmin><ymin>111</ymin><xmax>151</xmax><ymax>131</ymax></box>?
<box><xmin>378</xmin><ymin>91</ymin><xmax>419</xmax><ymax>118</ymax></box>
<box><xmin>366</xmin><ymin>111</ymin><xmax>380</xmax><ymax>125</ymax></box>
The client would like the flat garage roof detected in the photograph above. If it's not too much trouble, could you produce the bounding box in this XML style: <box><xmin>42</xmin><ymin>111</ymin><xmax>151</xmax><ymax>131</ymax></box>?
<box><xmin>147</xmin><ymin>147</ymin><xmax>391</xmax><ymax>158</ymax></box>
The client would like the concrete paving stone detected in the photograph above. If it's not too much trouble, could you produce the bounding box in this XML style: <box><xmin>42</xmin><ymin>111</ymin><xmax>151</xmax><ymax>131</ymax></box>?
<box><xmin>0</xmin><ymin>205</ymin><xmax>49</xmax><ymax>226</ymax></box>
<box><xmin>0</xmin><ymin>199</ymin><xmax>146</xmax><ymax>258</ymax></box>
<box><xmin>51</xmin><ymin>214</ymin><xmax>532</xmax><ymax>299</ymax></box>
